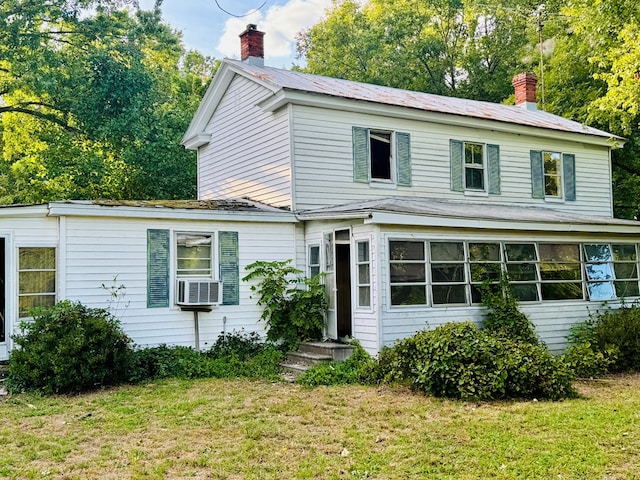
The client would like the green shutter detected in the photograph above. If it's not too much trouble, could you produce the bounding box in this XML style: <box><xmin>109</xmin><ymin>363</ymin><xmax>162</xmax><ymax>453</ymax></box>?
<box><xmin>487</xmin><ymin>144</ymin><xmax>501</xmax><ymax>195</ymax></box>
<box><xmin>353</xmin><ymin>126</ymin><xmax>370</xmax><ymax>183</ymax></box>
<box><xmin>219</xmin><ymin>231</ymin><xmax>239</xmax><ymax>306</ymax></box>
<box><xmin>396</xmin><ymin>131</ymin><xmax>412</xmax><ymax>186</ymax></box>
<box><xmin>563</xmin><ymin>153</ymin><xmax>576</xmax><ymax>201</ymax></box>
<box><xmin>450</xmin><ymin>139</ymin><xmax>464</xmax><ymax>192</ymax></box>
<box><xmin>147</xmin><ymin>229</ymin><xmax>170</xmax><ymax>308</ymax></box>
<box><xmin>530</xmin><ymin>150</ymin><xmax>544</xmax><ymax>199</ymax></box>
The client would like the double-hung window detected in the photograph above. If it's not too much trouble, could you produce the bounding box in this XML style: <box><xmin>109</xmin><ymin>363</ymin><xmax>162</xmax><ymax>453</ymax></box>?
<box><xmin>356</xmin><ymin>241</ymin><xmax>371</xmax><ymax>307</ymax></box>
<box><xmin>176</xmin><ymin>234</ymin><xmax>213</xmax><ymax>277</ymax></box>
<box><xmin>464</xmin><ymin>142</ymin><xmax>485</xmax><ymax>191</ymax></box>
<box><xmin>147</xmin><ymin>230</ymin><xmax>239</xmax><ymax>308</ymax></box>
<box><xmin>308</xmin><ymin>245</ymin><xmax>321</xmax><ymax>278</ymax></box>
<box><xmin>18</xmin><ymin>247</ymin><xmax>56</xmax><ymax>318</ymax></box>
<box><xmin>450</xmin><ymin>140</ymin><xmax>500</xmax><ymax>194</ymax></box>
<box><xmin>531</xmin><ymin>150</ymin><xmax>576</xmax><ymax>201</ymax></box>
<box><xmin>353</xmin><ymin>127</ymin><xmax>411</xmax><ymax>186</ymax></box>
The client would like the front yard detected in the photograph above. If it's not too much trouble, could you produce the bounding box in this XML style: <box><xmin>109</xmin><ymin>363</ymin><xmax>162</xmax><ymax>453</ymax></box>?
<box><xmin>1</xmin><ymin>375</ymin><xmax>639</xmax><ymax>479</ymax></box>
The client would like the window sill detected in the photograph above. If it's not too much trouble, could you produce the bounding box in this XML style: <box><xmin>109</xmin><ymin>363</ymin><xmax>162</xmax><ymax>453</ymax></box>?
<box><xmin>369</xmin><ymin>181</ymin><xmax>397</xmax><ymax>190</ymax></box>
<box><xmin>544</xmin><ymin>196</ymin><xmax>565</xmax><ymax>203</ymax></box>
<box><xmin>464</xmin><ymin>190</ymin><xmax>489</xmax><ymax>197</ymax></box>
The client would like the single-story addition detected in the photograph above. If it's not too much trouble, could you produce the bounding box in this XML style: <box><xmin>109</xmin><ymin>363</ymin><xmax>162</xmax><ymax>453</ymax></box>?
<box><xmin>0</xmin><ymin>199</ymin><xmax>299</xmax><ymax>361</ymax></box>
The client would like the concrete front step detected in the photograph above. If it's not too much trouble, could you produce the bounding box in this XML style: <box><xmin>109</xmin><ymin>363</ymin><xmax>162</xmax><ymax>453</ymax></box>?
<box><xmin>298</xmin><ymin>342</ymin><xmax>355</xmax><ymax>361</ymax></box>
<box><xmin>280</xmin><ymin>341</ymin><xmax>356</xmax><ymax>380</ymax></box>
<box><xmin>286</xmin><ymin>350</ymin><xmax>332</xmax><ymax>367</ymax></box>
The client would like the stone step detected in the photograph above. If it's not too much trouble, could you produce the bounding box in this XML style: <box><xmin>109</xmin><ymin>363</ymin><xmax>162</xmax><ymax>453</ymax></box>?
<box><xmin>279</xmin><ymin>361</ymin><xmax>310</xmax><ymax>381</ymax></box>
<box><xmin>0</xmin><ymin>364</ymin><xmax>8</xmax><ymax>380</ymax></box>
<box><xmin>298</xmin><ymin>341</ymin><xmax>355</xmax><ymax>361</ymax></box>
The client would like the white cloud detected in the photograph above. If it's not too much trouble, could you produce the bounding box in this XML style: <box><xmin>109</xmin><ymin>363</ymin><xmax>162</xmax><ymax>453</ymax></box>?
<box><xmin>215</xmin><ymin>0</ymin><xmax>333</xmax><ymax>64</ymax></box>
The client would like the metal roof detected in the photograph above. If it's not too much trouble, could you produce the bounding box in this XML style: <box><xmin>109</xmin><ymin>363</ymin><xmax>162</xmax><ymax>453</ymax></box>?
<box><xmin>226</xmin><ymin>59</ymin><xmax>621</xmax><ymax>141</ymax></box>
<box><xmin>296</xmin><ymin>197</ymin><xmax>640</xmax><ymax>228</ymax></box>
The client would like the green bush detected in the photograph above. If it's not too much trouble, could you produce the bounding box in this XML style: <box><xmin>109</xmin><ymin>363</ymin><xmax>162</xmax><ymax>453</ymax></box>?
<box><xmin>128</xmin><ymin>331</ymin><xmax>285</xmax><ymax>383</ymax></box>
<box><xmin>243</xmin><ymin>260</ymin><xmax>327</xmax><ymax>349</ymax></box>
<box><xmin>8</xmin><ymin>300</ymin><xmax>132</xmax><ymax>394</ymax></box>
<box><xmin>373</xmin><ymin>322</ymin><xmax>575</xmax><ymax>401</ymax></box>
<box><xmin>479</xmin><ymin>276</ymin><xmax>539</xmax><ymax>345</ymax></box>
<box><xmin>567</xmin><ymin>304</ymin><xmax>640</xmax><ymax>373</ymax></box>
<box><xmin>296</xmin><ymin>342</ymin><xmax>376</xmax><ymax>387</ymax></box>
<box><xmin>562</xmin><ymin>343</ymin><xmax>618</xmax><ymax>378</ymax></box>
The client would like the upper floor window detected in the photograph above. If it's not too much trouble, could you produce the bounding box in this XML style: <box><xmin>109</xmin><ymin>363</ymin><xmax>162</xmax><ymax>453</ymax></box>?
<box><xmin>450</xmin><ymin>140</ymin><xmax>500</xmax><ymax>194</ymax></box>
<box><xmin>18</xmin><ymin>247</ymin><xmax>56</xmax><ymax>318</ymax></box>
<box><xmin>530</xmin><ymin>150</ymin><xmax>576</xmax><ymax>201</ymax></box>
<box><xmin>353</xmin><ymin>126</ymin><xmax>411</xmax><ymax>186</ymax></box>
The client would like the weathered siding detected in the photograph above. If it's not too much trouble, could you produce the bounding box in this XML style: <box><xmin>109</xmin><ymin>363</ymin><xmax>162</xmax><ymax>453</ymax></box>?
<box><xmin>62</xmin><ymin>216</ymin><xmax>297</xmax><ymax>349</ymax></box>
<box><xmin>291</xmin><ymin>105</ymin><xmax>613</xmax><ymax>217</ymax></box>
<box><xmin>377</xmin><ymin>226</ymin><xmax>640</xmax><ymax>353</ymax></box>
<box><xmin>198</xmin><ymin>75</ymin><xmax>292</xmax><ymax>208</ymax></box>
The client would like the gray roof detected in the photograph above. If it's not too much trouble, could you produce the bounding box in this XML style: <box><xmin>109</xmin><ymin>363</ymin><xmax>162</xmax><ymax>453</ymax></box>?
<box><xmin>227</xmin><ymin>59</ymin><xmax>621</xmax><ymax>141</ymax></box>
<box><xmin>296</xmin><ymin>197</ymin><xmax>640</xmax><ymax>228</ymax></box>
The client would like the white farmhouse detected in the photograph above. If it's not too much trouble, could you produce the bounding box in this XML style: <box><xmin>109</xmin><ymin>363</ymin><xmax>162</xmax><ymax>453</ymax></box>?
<box><xmin>0</xmin><ymin>25</ymin><xmax>637</xmax><ymax>359</ymax></box>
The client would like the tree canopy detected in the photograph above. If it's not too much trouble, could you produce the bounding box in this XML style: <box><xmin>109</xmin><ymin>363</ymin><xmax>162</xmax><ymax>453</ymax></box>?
<box><xmin>0</xmin><ymin>0</ymin><xmax>217</xmax><ymax>203</ymax></box>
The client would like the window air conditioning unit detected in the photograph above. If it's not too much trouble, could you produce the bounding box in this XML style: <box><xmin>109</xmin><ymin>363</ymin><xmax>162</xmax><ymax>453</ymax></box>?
<box><xmin>176</xmin><ymin>279</ymin><xmax>222</xmax><ymax>306</ymax></box>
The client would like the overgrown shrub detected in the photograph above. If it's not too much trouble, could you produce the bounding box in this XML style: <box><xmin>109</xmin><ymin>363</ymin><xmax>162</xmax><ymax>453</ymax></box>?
<box><xmin>566</xmin><ymin>304</ymin><xmax>640</xmax><ymax>373</ymax></box>
<box><xmin>128</xmin><ymin>331</ymin><xmax>285</xmax><ymax>383</ymax></box>
<box><xmin>372</xmin><ymin>322</ymin><xmax>575</xmax><ymax>401</ymax></box>
<box><xmin>562</xmin><ymin>343</ymin><xmax>618</xmax><ymax>378</ymax></box>
<box><xmin>243</xmin><ymin>260</ymin><xmax>327</xmax><ymax>349</ymax></box>
<box><xmin>8</xmin><ymin>300</ymin><xmax>132</xmax><ymax>394</ymax></box>
<box><xmin>480</xmin><ymin>276</ymin><xmax>539</xmax><ymax>345</ymax></box>
<box><xmin>296</xmin><ymin>342</ymin><xmax>376</xmax><ymax>387</ymax></box>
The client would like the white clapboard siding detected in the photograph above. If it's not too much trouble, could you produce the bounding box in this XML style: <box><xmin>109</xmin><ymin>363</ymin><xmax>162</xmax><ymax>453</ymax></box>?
<box><xmin>291</xmin><ymin>105</ymin><xmax>613</xmax><ymax>217</ymax></box>
<box><xmin>198</xmin><ymin>75</ymin><xmax>292</xmax><ymax>208</ymax></box>
<box><xmin>62</xmin><ymin>215</ymin><xmax>297</xmax><ymax>349</ymax></box>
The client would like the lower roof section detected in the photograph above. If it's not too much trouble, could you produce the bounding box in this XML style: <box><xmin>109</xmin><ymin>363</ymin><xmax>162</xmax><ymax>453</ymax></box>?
<box><xmin>296</xmin><ymin>197</ymin><xmax>640</xmax><ymax>234</ymax></box>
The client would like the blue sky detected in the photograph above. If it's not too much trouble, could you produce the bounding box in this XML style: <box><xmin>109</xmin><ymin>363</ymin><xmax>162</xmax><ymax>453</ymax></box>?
<box><xmin>139</xmin><ymin>0</ymin><xmax>334</xmax><ymax>67</ymax></box>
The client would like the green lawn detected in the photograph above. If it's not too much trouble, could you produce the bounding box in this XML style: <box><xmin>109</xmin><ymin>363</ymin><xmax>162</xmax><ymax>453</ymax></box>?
<box><xmin>0</xmin><ymin>375</ymin><xmax>639</xmax><ymax>479</ymax></box>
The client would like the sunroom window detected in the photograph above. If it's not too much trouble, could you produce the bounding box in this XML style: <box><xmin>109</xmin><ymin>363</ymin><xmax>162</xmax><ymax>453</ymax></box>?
<box><xmin>430</xmin><ymin>242</ymin><xmax>466</xmax><ymax>304</ymax></box>
<box><xmin>390</xmin><ymin>240</ymin><xmax>426</xmax><ymax>306</ymax></box>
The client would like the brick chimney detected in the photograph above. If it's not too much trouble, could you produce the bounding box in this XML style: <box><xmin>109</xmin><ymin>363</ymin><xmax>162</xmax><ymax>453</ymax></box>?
<box><xmin>512</xmin><ymin>72</ymin><xmax>538</xmax><ymax>110</ymax></box>
<box><xmin>240</xmin><ymin>24</ymin><xmax>265</xmax><ymax>67</ymax></box>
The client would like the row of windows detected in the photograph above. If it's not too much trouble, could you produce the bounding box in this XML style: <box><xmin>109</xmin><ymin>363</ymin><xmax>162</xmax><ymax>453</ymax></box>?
<box><xmin>352</xmin><ymin>127</ymin><xmax>576</xmax><ymax>201</ymax></box>
<box><xmin>389</xmin><ymin>241</ymin><xmax>640</xmax><ymax>307</ymax></box>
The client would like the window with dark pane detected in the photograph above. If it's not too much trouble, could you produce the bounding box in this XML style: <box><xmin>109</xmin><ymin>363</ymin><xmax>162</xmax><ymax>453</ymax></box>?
<box><xmin>539</xmin><ymin>243</ymin><xmax>582</xmax><ymax>300</ymax></box>
<box><xmin>430</xmin><ymin>242</ymin><xmax>466</xmax><ymax>304</ymax></box>
<box><xmin>370</xmin><ymin>131</ymin><xmax>392</xmax><ymax>180</ymax></box>
<box><xmin>504</xmin><ymin>243</ymin><xmax>540</xmax><ymax>301</ymax></box>
<box><xmin>469</xmin><ymin>242</ymin><xmax>502</xmax><ymax>303</ymax></box>
<box><xmin>390</xmin><ymin>240</ymin><xmax>426</xmax><ymax>305</ymax></box>
<box><xmin>308</xmin><ymin>245</ymin><xmax>321</xmax><ymax>278</ymax></box>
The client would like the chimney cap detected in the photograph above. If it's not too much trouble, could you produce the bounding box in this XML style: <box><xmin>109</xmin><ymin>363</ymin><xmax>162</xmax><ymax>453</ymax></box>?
<box><xmin>239</xmin><ymin>24</ymin><xmax>265</xmax><ymax>67</ymax></box>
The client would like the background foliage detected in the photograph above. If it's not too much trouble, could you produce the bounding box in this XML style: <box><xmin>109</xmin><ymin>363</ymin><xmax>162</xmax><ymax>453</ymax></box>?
<box><xmin>0</xmin><ymin>0</ymin><xmax>217</xmax><ymax>202</ymax></box>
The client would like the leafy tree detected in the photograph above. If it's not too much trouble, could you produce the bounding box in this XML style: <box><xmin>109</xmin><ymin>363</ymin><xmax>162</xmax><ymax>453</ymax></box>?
<box><xmin>298</xmin><ymin>0</ymin><xmax>556</xmax><ymax>102</ymax></box>
<box><xmin>0</xmin><ymin>0</ymin><xmax>216</xmax><ymax>203</ymax></box>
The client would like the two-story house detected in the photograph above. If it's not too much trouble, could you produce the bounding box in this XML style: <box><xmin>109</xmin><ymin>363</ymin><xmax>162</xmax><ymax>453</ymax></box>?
<box><xmin>0</xmin><ymin>25</ymin><xmax>637</xmax><ymax>359</ymax></box>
